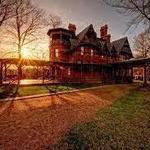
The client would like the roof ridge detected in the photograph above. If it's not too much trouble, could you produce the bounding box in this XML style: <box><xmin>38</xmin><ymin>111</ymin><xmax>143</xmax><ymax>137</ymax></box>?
<box><xmin>111</xmin><ymin>36</ymin><xmax>127</xmax><ymax>43</ymax></box>
<box><xmin>77</xmin><ymin>24</ymin><xmax>93</xmax><ymax>36</ymax></box>
<box><xmin>76</xmin><ymin>24</ymin><xmax>93</xmax><ymax>44</ymax></box>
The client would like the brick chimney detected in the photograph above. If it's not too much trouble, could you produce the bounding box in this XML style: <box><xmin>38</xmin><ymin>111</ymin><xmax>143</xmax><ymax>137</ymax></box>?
<box><xmin>100</xmin><ymin>24</ymin><xmax>111</xmax><ymax>43</ymax></box>
<box><xmin>68</xmin><ymin>23</ymin><xmax>76</xmax><ymax>33</ymax></box>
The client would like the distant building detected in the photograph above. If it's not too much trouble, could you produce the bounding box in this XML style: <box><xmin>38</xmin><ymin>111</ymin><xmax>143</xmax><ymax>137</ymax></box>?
<box><xmin>133</xmin><ymin>67</ymin><xmax>150</xmax><ymax>81</ymax></box>
<box><xmin>47</xmin><ymin>24</ymin><xmax>133</xmax><ymax>83</ymax></box>
<box><xmin>133</xmin><ymin>67</ymin><xmax>144</xmax><ymax>80</ymax></box>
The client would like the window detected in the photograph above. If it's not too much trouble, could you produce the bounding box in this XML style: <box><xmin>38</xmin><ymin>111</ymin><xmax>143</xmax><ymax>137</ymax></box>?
<box><xmin>91</xmin><ymin>49</ymin><xmax>94</xmax><ymax>56</ymax></box>
<box><xmin>54</xmin><ymin>49</ymin><xmax>59</xmax><ymax>57</ymax></box>
<box><xmin>81</xmin><ymin>47</ymin><xmax>84</xmax><ymax>56</ymax></box>
<box><xmin>68</xmin><ymin>68</ymin><xmax>71</xmax><ymax>76</ymax></box>
<box><xmin>120</xmin><ymin>55</ymin><xmax>125</xmax><ymax>61</ymax></box>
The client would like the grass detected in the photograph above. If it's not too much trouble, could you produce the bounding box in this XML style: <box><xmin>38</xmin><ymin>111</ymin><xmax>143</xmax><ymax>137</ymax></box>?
<box><xmin>55</xmin><ymin>87</ymin><xmax>150</xmax><ymax>150</ymax></box>
<box><xmin>0</xmin><ymin>84</ymin><xmax>133</xmax><ymax>149</ymax></box>
<box><xmin>0</xmin><ymin>83</ymin><xmax>102</xmax><ymax>98</ymax></box>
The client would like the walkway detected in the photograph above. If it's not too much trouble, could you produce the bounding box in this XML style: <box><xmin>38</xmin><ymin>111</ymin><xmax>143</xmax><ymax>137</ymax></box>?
<box><xmin>0</xmin><ymin>85</ymin><xmax>132</xmax><ymax>150</ymax></box>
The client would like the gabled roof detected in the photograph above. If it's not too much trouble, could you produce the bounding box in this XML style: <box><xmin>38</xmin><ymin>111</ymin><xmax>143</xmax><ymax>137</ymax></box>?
<box><xmin>111</xmin><ymin>37</ymin><xmax>133</xmax><ymax>57</ymax></box>
<box><xmin>70</xmin><ymin>24</ymin><xmax>101</xmax><ymax>50</ymax></box>
<box><xmin>107</xmin><ymin>43</ymin><xmax>117</xmax><ymax>55</ymax></box>
<box><xmin>77</xmin><ymin>24</ymin><xmax>93</xmax><ymax>42</ymax></box>
<box><xmin>68</xmin><ymin>25</ymin><xmax>133</xmax><ymax>57</ymax></box>
<box><xmin>111</xmin><ymin>37</ymin><xmax>127</xmax><ymax>53</ymax></box>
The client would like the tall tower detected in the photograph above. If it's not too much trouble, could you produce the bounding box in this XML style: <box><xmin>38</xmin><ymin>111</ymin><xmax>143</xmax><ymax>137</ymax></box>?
<box><xmin>47</xmin><ymin>27</ymin><xmax>76</xmax><ymax>62</ymax></box>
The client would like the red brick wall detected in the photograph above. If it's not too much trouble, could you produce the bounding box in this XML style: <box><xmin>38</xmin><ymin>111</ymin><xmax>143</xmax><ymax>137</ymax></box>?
<box><xmin>50</xmin><ymin>42</ymin><xmax>69</xmax><ymax>62</ymax></box>
<box><xmin>68</xmin><ymin>46</ymin><xmax>111</xmax><ymax>64</ymax></box>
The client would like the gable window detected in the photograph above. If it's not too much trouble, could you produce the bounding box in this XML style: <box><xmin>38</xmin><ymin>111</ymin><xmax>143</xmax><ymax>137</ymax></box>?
<box><xmin>81</xmin><ymin>47</ymin><xmax>84</xmax><ymax>56</ymax></box>
<box><xmin>54</xmin><ymin>49</ymin><xmax>59</xmax><ymax>57</ymax></box>
<box><xmin>120</xmin><ymin>55</ymin><xmax>125</xmax><ymax>61</ymax></box>
<box><xmin>91</xmin><ymin>49</ymin><xmax>94</xmax><ymax>56</ymax></box>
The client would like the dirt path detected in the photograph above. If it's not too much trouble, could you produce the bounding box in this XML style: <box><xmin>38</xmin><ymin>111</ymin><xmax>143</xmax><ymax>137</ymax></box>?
<box><xmin>0</xmin><ymin>85</ymin><xmax>132</xmax><ymax>150</ymax></box>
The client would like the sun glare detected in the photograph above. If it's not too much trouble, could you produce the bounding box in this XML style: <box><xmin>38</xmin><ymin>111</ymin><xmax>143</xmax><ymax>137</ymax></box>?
<box><xmin>21</xmin><ymin>48</ymin><xmax>31</xmax><ymax>58</ymax></box>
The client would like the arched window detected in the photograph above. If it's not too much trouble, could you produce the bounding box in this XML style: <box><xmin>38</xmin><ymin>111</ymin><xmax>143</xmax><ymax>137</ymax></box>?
<box><xmin>54</xmin><ymin>49</ymin><xmax>59</xmax><ymax>57</ymax></box>
<box><xmin>91</xmin><ymin>49</ymin><xmax>94</xmax><ymax>56</ymax></box>
<box><xmin>81</xmin><ymin>47</ymin><xmax>84</xmax><ymax>56</ymax></box>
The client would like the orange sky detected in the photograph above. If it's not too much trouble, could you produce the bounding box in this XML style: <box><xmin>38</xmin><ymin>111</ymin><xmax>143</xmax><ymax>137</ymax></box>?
<box><xmin>0</xmin><ymin>0</ymin><xmax>145</xmax><ymax>60</ymax></box>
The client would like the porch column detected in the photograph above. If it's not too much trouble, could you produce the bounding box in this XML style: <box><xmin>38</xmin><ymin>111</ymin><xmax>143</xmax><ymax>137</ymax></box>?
<box><xmin>36</xmin><ymin>66</ymin><xmax>39</xmax><ymax>79</ymax></box>
<box><xmin>42</xmin><ymin>66</ymin><xmax>45</xmax><ymax>84</ymax></box>
<box><xmin>101</xmin><ymin>65</ymin><xmax>104</xmax><ymax>84</ymax></box>
<box><xmin>143</xmin><ymin>63</ymin><xmax>148</xmax><ymax>87</ymax></box>
<box><xmin>131</xmin><ymin>67</ymin><xmax>133</xmax><ymax>83</ymax></box>
<box><xmin>49</xmin><ymin>65</ymin><xmax>52</xmax><ymax>80</ymax></box>
<box><xmin>4</xmin><ymin>63</ymin><xmax>7</xmax><ymax>81</ymax></box>
<box><xmin>79</xmin><ymin>62</ymin><xmax>83</xmax><ymax>83</ymax></box>
<box><xmin>111</xmin><ymin>66</ymin><xmax>116</xmax><ymax>83</ymax></box>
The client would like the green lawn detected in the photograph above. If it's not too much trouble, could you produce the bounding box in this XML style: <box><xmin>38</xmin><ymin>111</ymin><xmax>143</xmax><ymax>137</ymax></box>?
<box><xmin>0</xmin><ymin>85</ymin><xmax>73</xmax><ymax>98</ymax></box>
<box><xmin>0</xmin><ymin>83</ymin><xmax>102</xmax><ymax>98</ymax></box>
<box><xmin>55</xmin><ymin>87</ymin><xmax>150</xmax><ymax>150</ymax></box>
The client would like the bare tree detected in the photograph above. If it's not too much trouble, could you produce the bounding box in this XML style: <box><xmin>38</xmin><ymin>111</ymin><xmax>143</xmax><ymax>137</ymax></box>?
<box><xmin>134</xmin><ymin>30</ymin><xmax>150</xmax><ymax>58</ymax></box>
<box><xmin>103</xmin><ymin>0</ymin><xmax>150</xmax><ymax>30</ymax></box>
<box><xmin>133</xmin><ymin>30</ymin><xmax>150</xmax><ymax>86</ymax></box>
<box><xmin>46</xmin><ymin>13</ymin><xmax>62</xmax><ymax>28</ymax></box>
<box><xmin>103</xmin><ymin>0</ymin><xmax>150</xmax><ymax>86</ymax></box>
<box><xmin>0</xmin><ymin>0</ymin><xmax>16</xmax><ymax>27</ymax></box>
<box><xmin>4</xmin><ymin>0</ymin><xmax>45</xmax><ymax>83</ymax></box>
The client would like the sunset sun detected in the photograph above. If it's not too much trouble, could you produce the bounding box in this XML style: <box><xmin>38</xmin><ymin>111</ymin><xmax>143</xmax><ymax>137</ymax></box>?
<box><xmin>21</xmin><ymin>48</ymin><xmax>31</xmax><ymax>58</ymax></box>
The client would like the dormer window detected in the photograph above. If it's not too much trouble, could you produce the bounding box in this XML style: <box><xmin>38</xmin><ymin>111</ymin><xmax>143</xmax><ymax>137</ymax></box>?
<box><xmin>91</xmin><ymin>49</ymin><xmax>94</xmax><ymax>56</ymax></box>
<box><xmin>81</xmin><ymin>47</ymin><xmax>84</xmax><ymax>56</ymax></box>
<box><xmin>54</xmin><ymin>49</ymin><xmax>59</xmax><ymax>57</ymax></box>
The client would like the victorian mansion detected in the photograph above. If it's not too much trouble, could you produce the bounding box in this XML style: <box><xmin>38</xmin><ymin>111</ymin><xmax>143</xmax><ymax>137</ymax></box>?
<box><xmin>47</xmin><ymin>24</ymin><xmax>133</xmax><ymax>83</ymax></box>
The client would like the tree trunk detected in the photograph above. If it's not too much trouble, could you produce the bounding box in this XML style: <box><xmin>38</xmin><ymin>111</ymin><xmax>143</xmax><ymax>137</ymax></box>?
<box><xmin>17</xmin><ymin>46</ymin><xmax>22</xmax><ymax>85</ymax></box>
<box><xmin>18</xmin><ymin>51</ymin><xmax>22</xmax><ymax>85</ymax></box>
<box><xmin>18</xmin><ymin>64</ymin><xmax>22</xmax><ymax>85</ymax></box>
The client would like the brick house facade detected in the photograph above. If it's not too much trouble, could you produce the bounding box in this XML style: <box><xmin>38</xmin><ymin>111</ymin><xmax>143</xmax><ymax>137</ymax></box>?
<box><xmin>47</xmin><ymin>24</ymin><xmax>133</xmax><ymax>83</ymax></box>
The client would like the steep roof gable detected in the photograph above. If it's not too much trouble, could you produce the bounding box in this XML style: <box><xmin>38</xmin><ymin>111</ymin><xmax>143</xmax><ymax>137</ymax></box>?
<box><xmin>69</xmin><ymin>26</ymin><xmax>133</xmax><ymax>57</ymax></box>
<box><xmin>77</xmin><ymin>24</ymin><xmax>96</xmax><ymax>42</ymax></box>
<box><xmin>111</xmin><ymin>37</ymin><xmax>133</xmax><ymax>57</ymax></box>
<box><xmin>111</xmin><ymin>37</ymin><xmax>127</xmax><ymax>52</ymax></box>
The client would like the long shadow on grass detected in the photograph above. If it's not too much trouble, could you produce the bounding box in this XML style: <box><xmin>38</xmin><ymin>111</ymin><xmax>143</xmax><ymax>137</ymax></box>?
<box><xmin>0</xmin><ymin>85</ymin><xmax>20</xmax><ymax>117</ymax></box>
<box><xmin>44</xmin><ymin>82</ymin><xmax>73</xmax><ymax>94</ymax></box>
<box><xmin>44</xmin><ymin>83</ymin><xmax>77</xmax><ymax>106</ymax></box>
<box><xmin>0</xmin><ymin>83</ymin><xmax>110</xmax><ymax>149</ymax></box>
<box><xmin>52</xmin><ymin>87</ymin><xmax>150</xmax><ymax>150</ymax></box>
